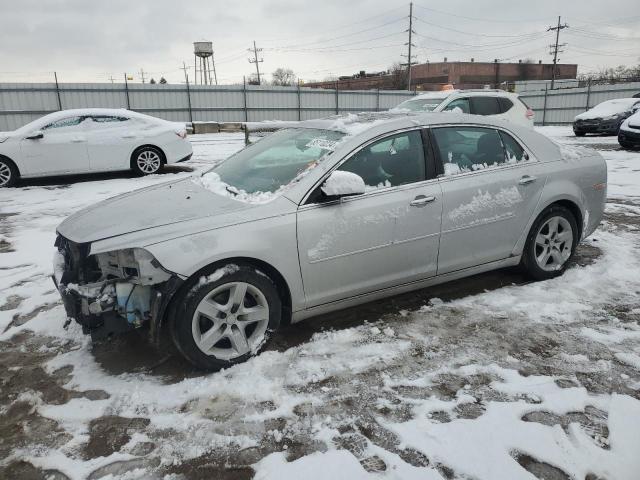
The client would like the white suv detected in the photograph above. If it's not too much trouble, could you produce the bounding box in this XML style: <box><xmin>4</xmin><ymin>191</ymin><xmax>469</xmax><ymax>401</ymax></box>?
<box><xmin>392</xmin><ymin>89</ymin><xmax>535</xmax><ymax>128</ymax></box>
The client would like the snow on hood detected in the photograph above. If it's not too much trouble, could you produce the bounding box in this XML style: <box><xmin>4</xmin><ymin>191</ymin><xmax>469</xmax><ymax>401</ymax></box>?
<box><xmin>0</xmin><ymin>131</ymin><xmax>13</xmax><ymax>142</ymax></box>
<box><xmin>575</xmin><ymin>98</ymin><xmax>639</xmax><ymax>120</ymax></box>
<box><xmin>193</xmin><ymin>172</ymin><xmax>283</xmax><ymax>204</ymax></box>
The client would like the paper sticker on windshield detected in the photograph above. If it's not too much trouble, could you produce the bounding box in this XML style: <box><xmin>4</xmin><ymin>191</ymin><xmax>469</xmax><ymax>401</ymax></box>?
<box><xmin>306</xmin><ymin>138</ymin><xmax>338</xmax><ymax>151</ymax></box>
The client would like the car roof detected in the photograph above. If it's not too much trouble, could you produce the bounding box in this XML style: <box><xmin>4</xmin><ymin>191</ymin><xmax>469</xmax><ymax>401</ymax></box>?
<box><xmin>297</xmin><ymin>111</ymin><xmax>514</xmax><ymax>135</ymax></box>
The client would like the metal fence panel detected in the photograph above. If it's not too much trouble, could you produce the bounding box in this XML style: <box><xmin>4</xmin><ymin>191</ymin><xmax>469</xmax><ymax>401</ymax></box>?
<box><xmin>5</xmin><ymin>81</ymin><xmax>638</xmax><ymax>129</ymax></box>
<box><xmin>519</xmin><ymin>82</ymin><xmax>640</xmax><ymax>125</ymax></box>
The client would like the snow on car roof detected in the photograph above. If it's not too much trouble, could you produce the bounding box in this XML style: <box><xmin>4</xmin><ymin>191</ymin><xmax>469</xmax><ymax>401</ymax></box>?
<box><xmin>295</xmin><ymin>111</ymin><xmax>512</xmax><ymax>136</ymax></box>
<box><xmin>11</xmin><ymin>108</ymin><xmax>172</xmax><ymax>133</ymax></box>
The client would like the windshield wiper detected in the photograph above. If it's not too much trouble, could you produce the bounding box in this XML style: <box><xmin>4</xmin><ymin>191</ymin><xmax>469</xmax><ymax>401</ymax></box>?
<box><xmin>225</xmin><ymin>185</ymin><xmax>239</xmax><ymax>196</ymax></box>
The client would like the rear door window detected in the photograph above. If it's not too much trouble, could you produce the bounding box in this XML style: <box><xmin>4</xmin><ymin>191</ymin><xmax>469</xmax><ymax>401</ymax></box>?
<box><xmin>470</xmin><ymin>97</ymin><xmax>501</xmax><ymax>116</ymax></box>
<box><xmin>91</xmin><ymin>115</ymin><xmax>129</xmax><ymax>123</ymax></box>
<box><xmin>442</xmin><ymin>98</ymin><xmax>471</xmax><ymax>114</ymax></box>
<box><xmin>431</xmin><ymin>126</ymin><xmax>507</xmax><ymax>176</ymax></box>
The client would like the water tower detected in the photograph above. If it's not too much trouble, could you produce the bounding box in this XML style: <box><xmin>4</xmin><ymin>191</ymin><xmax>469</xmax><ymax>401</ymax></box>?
<box><xmin>193</xmin><ymin>41</ymin><xmax>217</xmax><ymax>85</ymax></box>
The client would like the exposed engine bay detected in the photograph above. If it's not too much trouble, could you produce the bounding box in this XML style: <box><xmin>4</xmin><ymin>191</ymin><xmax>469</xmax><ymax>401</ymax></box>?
<box><xmin>53</xmin><ymin>235</ymin><xmax>182</xmax><ymax>340</ymax></box>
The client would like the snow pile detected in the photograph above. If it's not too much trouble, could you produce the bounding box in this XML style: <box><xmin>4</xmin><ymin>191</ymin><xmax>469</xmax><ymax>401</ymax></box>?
<box><xmin>329</xmin><ymin>114</ymin><xmax>388</xmax><ymax>136</ymax></box>
<box><xmin>575</xmin><ymin>98</ymin><xmax>639</xmax><ymax>120</ymax></box>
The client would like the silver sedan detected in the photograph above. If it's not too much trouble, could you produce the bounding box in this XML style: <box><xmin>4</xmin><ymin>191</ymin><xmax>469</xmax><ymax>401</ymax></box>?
<box><xmin>54</xmin><ymin>113</ymin><xmax>607</xmax><ymax>370</ymax></box>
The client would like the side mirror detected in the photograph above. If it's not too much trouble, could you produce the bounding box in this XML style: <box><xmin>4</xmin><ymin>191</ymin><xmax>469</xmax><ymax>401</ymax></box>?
<box><xmin>321</xmin><ymin>170</ymin><xmax>366</xmax><ymax>198</ymax></box>
<box><xmin>25</xmin><ymin>130</ymin><xmax>44</xmax><ymax>140</ymax></box>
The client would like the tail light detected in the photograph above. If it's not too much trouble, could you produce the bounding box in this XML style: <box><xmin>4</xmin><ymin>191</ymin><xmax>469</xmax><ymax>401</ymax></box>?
<box><xmin>175</xmin><ymin>130</ymin><xmax>187</xmax><ymax>139</ymax></box>
<box><xmin>525</xmin><ymin>108</ymin><xmax>534</xmax><ymax>120</ymax></box>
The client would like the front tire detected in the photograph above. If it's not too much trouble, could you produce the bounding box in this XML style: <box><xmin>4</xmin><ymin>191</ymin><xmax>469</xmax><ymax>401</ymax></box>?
<box><xmin>573</xmin><ymin>130</ymin><xmax>586</xmax><ymax>137</ymax></box>
<box><xmin>521</xmin><ymin>205</ymin><xmax>578</xmax><ymax>281</ymax></box>
<box><xmin>171</xmin><ymin>264</ymin><xmax>281</xmax><ymax>370</ymax></box>
<box><xmin>131</xmin><ymin>146</ymin><xmax>164</xmax><ymax>176</ymax></box>
<box><xmin>0</xmin><ymin>157</ymin><xmax>18</xmax><ymax>187</ymax></box>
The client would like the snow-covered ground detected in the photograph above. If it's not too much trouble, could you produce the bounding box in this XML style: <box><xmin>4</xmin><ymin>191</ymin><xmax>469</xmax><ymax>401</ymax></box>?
<box><xmin>1</xmin><ymin>127</ymin><xmax>639</xmax><ymax>479</ymax></box>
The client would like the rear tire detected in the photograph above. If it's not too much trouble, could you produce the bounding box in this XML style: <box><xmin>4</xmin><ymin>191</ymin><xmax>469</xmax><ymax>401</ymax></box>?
<box><xmin>170</xmin><ymin>264</ymin><xmax>281</xmax><ymax>370</ymax></box>
<box><xmin>521</xmin><ymin>205</ymin><xmax>578</xmax><ymax>281</ymax></box>
<box><xmin>131</xmin><ymin>146</ymin><xmax>164</xmax><ymax>176</ymax></box>
<box><xmin>0</xmin><ymin>157</ymin><xmax>18</xmax><ymax>187</ymax></box>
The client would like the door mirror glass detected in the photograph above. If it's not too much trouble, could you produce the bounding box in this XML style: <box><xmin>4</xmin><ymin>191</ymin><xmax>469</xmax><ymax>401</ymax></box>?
<box><xmin>25</xmin><ymin>130</ymin><xmax>44</xmax><ymax>140</ymax></box>
<box><xmin>321</xmin><ymin>171</ymin><xmax>366</xmax><ymax>198</ymax></box>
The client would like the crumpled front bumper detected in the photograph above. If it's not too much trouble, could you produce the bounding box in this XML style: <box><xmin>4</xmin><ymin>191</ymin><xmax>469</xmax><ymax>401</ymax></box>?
<box><xmin>52</xmin><ymin>234</ymin><xmax>183</xmax><ymax>342</ymax></box>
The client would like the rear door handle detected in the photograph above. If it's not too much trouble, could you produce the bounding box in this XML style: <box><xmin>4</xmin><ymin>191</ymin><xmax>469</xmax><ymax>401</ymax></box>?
<box><xmin>518</xmin><ymin>175</ymin><xmax>537</xmax><ymax>185</ymax></box>
<box><xmin>70</xmin><ymin>138</ymin><xmax>85</xmax><ymax>143</ymax></box>
<box><xmin>410</xmin><ymin>195</ymin><xmax>436</xmax><ymax>207</ymax></box>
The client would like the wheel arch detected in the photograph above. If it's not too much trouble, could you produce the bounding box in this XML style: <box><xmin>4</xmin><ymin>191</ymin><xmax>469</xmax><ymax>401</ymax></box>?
<box><xmin>163</xmin><ymin>256</ymin><xmax>293</xmax><ymax>330</ymax></box>
<box><xmin>130</xmin><ymin>144</ymin><xmax>167</xmax><ymax>167</ymax></box>
<box><xmin>0</xmin><ymin>154</ymin><xmax>20</xmax><ymax>176</ymax></box>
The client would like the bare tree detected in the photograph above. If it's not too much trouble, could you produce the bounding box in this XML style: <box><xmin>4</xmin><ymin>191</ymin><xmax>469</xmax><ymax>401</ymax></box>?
<box><xmin>389</xmin><ymin>63</ymin><xmax>408</xmax><ymax>90</ymax></box>
<box><xmin>272</xmin><ymin>68</ymin><xmax>296</xmax><ymax>86</ymax></box>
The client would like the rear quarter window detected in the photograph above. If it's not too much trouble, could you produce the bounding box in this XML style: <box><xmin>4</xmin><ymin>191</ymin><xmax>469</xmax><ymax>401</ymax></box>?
<box><xmin>498</xmin><ymin>97</ymin><xmax>514</xmax><ymax>113</ymax></box>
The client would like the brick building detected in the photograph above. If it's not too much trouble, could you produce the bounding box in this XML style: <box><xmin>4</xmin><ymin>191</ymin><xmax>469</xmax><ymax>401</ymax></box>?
<box><xmin>305</xmin><ymin>60</ymin><xmax>578</xmax><ymax>91</ymax></box>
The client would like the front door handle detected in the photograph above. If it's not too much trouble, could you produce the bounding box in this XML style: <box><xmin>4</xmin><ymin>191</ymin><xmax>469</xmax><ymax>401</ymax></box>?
<box><xmin>519</xmin><ymin>175</ymin><xmax>537</xmax><ymax>185</ymax></box>
<box><xmin>410</xmin><ymin>195</ymin><xmax>436</xmax><ymax>207</ymax></box>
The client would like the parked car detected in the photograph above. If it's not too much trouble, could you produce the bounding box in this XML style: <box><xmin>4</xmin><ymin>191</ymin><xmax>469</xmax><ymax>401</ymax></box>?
<box><xmin>618</xmin><ymin>110</ymin><xmax>640</xmax><ymax>150</ymax></box>
<box><xmin>0</xmin><ymin>108</ymin><xmax>192</xmax><ymax>187</ymax></box>
<box><xmin>391</xmin><ymin>90</ymin><xmax>535</xmax><ymax>128</ymax></box>
<box><xmin>53</xmin><ymin>112</ymin><xmax>606</xmax><ymax>370</ymax></box>
<box><xmin>573</xmin><ymin>98</ymin><xmax>640</xmax><ymax>136</ymax></box>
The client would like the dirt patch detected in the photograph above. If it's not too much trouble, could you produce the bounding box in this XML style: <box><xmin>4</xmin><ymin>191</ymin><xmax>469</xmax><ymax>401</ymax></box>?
<box><xmin>84</xmin><ymin>416</ymin><xmax>152</xmax><ymax>459</ymax></box>
<box><xmin>514</xmin><ymin>452</ymin><xmax>571</xmax><ymax>480</ymax></box>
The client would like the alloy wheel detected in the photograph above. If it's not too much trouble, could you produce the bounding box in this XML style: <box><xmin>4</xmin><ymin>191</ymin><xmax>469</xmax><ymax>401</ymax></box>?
<box><xmin>191</xmin><ymin>281</ymin><xmax>270</xmax><ymax>360</ymax></box>
<box><xmin>0</xmin><ymin>161</ymin><xmax>12</xmax><ymax>186</ymax></box>
<box><xmin>534</xmin><ymin>216</ymin><xmax>573</xmax><ymax>272</ymax></box>
<box><xmin>136</xmin><ymin>150</ymin><xmax>161</xmax><ymax>174</ymax></box>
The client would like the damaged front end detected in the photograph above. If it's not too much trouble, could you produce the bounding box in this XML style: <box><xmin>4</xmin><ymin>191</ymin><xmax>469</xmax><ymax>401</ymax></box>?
<box><xmin>52</xmin><ymin>234</ymin><xmax>182</xmax><ymax>342</ymax></box>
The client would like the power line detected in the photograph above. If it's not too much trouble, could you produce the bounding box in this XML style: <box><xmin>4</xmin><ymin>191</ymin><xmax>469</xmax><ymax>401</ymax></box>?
<box><xmin>269</xmin><ymin>15</ymin><xmax>406</xmax><ymax>50</ymax></box>
<box><xmin>548</xmin><ymin>16</ymin><xmax>569</xmax><ymax>89</ymax></box>
<box><xmin>413</xmin><ymin>3</ymin><xmax>554</xmax><ymax>24</ymax></box>
<box><xmin>413</xmin><ymin>16</ymin><xmax>543</xmax><ymax>39</ymax></box>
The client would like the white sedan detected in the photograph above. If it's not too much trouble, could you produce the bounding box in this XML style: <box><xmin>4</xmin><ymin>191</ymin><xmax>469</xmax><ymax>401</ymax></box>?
<box><xmin>0</xmin><ymin>108</ymin><xmax>192</xmax><ymax>187</ymax></box>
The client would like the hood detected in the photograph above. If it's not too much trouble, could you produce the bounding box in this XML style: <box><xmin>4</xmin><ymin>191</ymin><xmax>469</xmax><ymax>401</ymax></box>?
<box><xmin>0</xmin><ymin>131</ymin><xmax>14</xmax><ymax>143</ymax></box>
<box><xmin>575</xmin><ymin>99</ymin><xmax>637</xmax><ymax>121</ymax></box>
<box><xmin>57</xmin><ymin>178</ymin><xmax>260</xmax><ymax>244</ymax></box>
<box><xmin>621</xmin><ymin>111</ymin><xmax>640</xmax><ymax>131</ymax></box>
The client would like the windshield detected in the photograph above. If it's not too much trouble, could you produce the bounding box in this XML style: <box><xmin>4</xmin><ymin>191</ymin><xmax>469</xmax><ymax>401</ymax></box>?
<box><xmin>394</xmin><ymin>96</ymin><xmax>448</xmax><ymax>112</ymax></box>
<box><xmin>212</xmin><ymin>128</ymin><xmax>346</xmax><ymax>194</ymax></box>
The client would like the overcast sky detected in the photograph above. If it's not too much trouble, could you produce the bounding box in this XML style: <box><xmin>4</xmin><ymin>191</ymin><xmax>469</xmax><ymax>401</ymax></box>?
<box><xmin>1</xmin><ymin>0</ymin><xmax>638</xmax><ymax>84</ymax></box>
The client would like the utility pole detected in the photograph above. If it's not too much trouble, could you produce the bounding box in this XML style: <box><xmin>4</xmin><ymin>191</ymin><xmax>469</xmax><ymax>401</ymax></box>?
<box><xmin>180</xmin><ymin>62</ymin><xmax>190</xmax><ymax>84</ymax></box>
<box><xmin>248</xmin><ymin>40</ymin><xmax>263</xmax><ymax>85</ymax></box>
<box><xmin>547</xmin><ymin>16</ymin><xmax>568</xmax><ymax>89</ymax></box>
<box><xmin>108</xmin><ymin>75</ymin><xmax>115</xmax><ymax>84</ymax></box>
<box><xmin>139</xmin><ymin>68</ymin><xmax>147</xmax><ymax>84</ymax></box>
<box><xmin>401</xmin><ymin>2</ymin><xmax>417</xmax><ymax>91</ymax></box>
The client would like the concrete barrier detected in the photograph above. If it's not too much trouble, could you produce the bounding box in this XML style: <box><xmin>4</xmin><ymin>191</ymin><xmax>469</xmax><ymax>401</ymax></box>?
<box><xmin>191</xmin><ymin>122</ymin><xmax>220</xmax><ymax>134</ymax></box>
